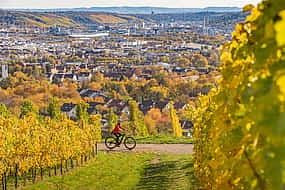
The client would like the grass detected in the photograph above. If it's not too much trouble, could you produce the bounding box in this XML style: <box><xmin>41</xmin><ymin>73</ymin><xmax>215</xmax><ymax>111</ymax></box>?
<box><xmin>21</xmin><ymin>152</ymin><xmax>153</xmax><ymax>190</ymax></box>
<box><xmin>21</xmin><ymin>152</ymin><xmax>195</xmax><ymax>190</ymax></box>
<box><xmin>135</xmin><ymin>154</ymin><xmax>196</xmax><ymax>190</ymax></box>
<box><xmin>135</xmin><ymin>135</ymin><xmax>193</xmax><ymax>144</ymax></box>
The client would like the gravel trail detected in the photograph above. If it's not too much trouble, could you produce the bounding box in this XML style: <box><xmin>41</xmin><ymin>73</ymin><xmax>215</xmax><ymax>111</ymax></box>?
<box><xmin>98</xmin><ymin>143</ymin><xmax>194</xmax><ymax>154</ymax></box>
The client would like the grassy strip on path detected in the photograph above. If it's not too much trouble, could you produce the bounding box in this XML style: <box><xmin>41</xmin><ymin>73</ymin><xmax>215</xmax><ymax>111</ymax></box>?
<box><xmin>22</xmin><ymin>152</ymin><xmax>195</xmax><ymax>190</ymax></box>
<box><xmin>135</xmin><ymin>154</ymin><xmax>195</xmax><ymax>190</ymax></box>
<box><xmin>135</xmin><ymin>135</ymin><xmax>193</xmax><ymax>144</ymax></box>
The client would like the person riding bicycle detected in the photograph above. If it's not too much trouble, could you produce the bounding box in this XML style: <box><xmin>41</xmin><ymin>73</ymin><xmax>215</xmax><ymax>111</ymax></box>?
<box><xmin>112</xmin><ymin>121</ymin><xmax>126</xmax><ymax>146</ymax></box>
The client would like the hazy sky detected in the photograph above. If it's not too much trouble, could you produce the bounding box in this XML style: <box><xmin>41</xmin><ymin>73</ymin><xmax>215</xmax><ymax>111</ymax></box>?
<box><xmin>0</xmin><ymin>0</ymin><xmax>262</xmax><ymax>9</ymax></box>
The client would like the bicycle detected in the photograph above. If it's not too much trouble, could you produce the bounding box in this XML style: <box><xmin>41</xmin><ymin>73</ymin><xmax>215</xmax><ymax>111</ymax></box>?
<box><xmin>105</xmin><ymin>132</ymin><xmax>136</xmax><ymax>150</ymax></box>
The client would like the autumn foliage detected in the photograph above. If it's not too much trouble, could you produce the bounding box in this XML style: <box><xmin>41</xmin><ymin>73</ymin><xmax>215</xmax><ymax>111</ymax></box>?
<box><xmin>193</xmin><ymin>1</ymin><xmax>285</xmax><ymax>189</ymax></box>
<box><xmin>0</xmin><ymin>103</ymin><xmax>101</xmax><ymax>183</ymax></box>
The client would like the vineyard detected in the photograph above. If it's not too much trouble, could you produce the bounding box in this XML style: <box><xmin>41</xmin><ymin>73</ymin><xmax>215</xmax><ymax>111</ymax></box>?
<box><xmin>193</xmin><ymin>0</ymin><xmax>285</xmax><ymax>189</ymax></box>
<box><xmin>0</xmin><ymin>103</ymin><xmax>101</xmax><ymax>190</ymax></box>
<box><xmin>0</xmin><ymin>11</ymin><xmax>140</xmax><ymax>27</ymax></box>
<box><xmin>2</xmin><ymin>0</ymin><xmax>285</xmax><ymax>189</ymax></box>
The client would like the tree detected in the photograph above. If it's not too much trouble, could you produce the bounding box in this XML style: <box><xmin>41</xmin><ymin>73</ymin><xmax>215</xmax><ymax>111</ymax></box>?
<box><xmin>191</xmin><ymin>54</ymin><xmax>208</xmax><ymax>67</ymax></box>
<box><xmin>88</xmin><ymin>82</ymin><xmax>101</xmax><ymax>91</ymax></box>
<box><xmin>0</xmin><ymin>103</ymin><xmax>10</xmax><ymax>117</ymax></box>
<box><xmin>91</xmin><ymin>72</ymin><xmax>104</xmax><ymax>83</ymax></box>
<box><xmin>144</xmin><ymin>116</ymin><xmax>156</xmax><ymax>135</ymax></box>
<box><xmin>0</xmin><ymin>77</ymin><xmax>13</xmax><ymax>89</ymax></box>
<box><xmin>33</xmin><ymin>66</ymin><xmax>41</xmax><ymax>79</ymax></box>
<box><xmin>107</xmin><ymin>108</ymin><xmax>118</xmax><ymax>132</ymax></box>
<box><xmin>175</xmin><ymin>56</ymin><xmax>192</xmax><ymax>67</ymax></box>
<box><xmin>76</xmin><ymin>102</ymin><xmax>89</xmax><ymax>122</ymax></box>
<box><xmin>149</xmin><ymin>86</ymin><xmax>168</xmax><ymax>102</ymax></box>
<box><xmin>153</xmin><ymin>71</ymin><xmax>168</xmax><ymax>86</ymax></box>
<box><xmin>47</xmin><ymin>98</ymin><xmax>61</xmax><ymax>119</ymax></box>
<box><xmin>129</xmin><ymin>100</ymin><xmax>148</xmax><ymax>136</ymax></box>
<box><xmin>144</xmin><ymin>108</ymin><xmax>162</xmax><ymax>135</ymax></box>
<box><xmin>160</xmin><ymin>56</ymin><xmax>170</xmax><ymax>63</ymax></box>
<box><xmin>20</xmin><ymin>100</ymin><xmax>37</xmax><ymax>117</ymax></box>
<box><xmin>170</xmin><ymin>102</ymin><xmax>182</xmax><ymax>136</ymax></box>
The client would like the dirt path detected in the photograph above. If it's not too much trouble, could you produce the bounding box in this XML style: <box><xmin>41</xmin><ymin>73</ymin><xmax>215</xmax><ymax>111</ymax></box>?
<box><xmin>98</xmin><ymin>143</ymin><xmax>194</xmax><ymax>154</ymax></box>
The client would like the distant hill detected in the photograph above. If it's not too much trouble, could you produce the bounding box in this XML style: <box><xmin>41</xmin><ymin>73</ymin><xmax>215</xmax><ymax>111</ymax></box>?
<box><xmin>0</xmin><ymin>11</ymin><xmax>141</xmax><ymax>27</ymax></box>
<box><xmin>4</xmin><ymin>6</ymin><xmax>242</xmax><ymax>14</ymax></box>
<box><xmin>136</xmin><ymin>11</ymin><xmax>248</xmax><ymax>24</ymax></box>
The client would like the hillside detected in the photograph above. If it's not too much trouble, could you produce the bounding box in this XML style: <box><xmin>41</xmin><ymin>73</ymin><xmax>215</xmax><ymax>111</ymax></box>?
<box><xmin>0</xmin><ymin>10</ymin><xmax>247</xmax><ymax>28</ymax></box>
<box><xmin>0</xmin><ymin>11</ymin><xmax>140</xmax><ymax>27</ymax></box>
<box><xmin>136</xmin><ymin>11</ymin><xmax>248</xmax><ymax>24</ymax></box>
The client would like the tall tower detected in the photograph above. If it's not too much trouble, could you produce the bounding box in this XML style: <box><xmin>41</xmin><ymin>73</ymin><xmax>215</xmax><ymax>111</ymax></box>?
<box><xmin>203</xmin><ymin>15</ymin><xmax>209</xmax><ymax>36</ymax></box>
<box><xmin>1</xmin><ymin>64</ymin><xmax>8</xmax><ymax>79</ymax></box>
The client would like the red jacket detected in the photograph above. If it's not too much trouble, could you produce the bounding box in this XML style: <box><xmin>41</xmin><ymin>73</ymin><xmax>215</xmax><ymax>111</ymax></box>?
<box><xmin>113</xmin><ymin>124</ymin><xmax>126</xmax><ymax>134</ymax></box>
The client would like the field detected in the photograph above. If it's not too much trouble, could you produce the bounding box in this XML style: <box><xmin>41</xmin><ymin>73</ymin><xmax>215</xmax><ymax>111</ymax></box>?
<box><xmin>21</xmin><ymin>152</ymin><xmax>195</xmax><ymax>190</ymax></box>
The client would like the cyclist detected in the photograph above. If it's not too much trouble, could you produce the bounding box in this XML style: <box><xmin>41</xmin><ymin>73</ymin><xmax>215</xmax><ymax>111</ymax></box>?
<box><xmin>112</xmin><ymin>121</ymin><xmax>126</xmax><ymax>146</ymax></box>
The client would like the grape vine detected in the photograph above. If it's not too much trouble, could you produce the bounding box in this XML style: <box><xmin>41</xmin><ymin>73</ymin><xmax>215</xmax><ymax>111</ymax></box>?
<box><xmin>0</xmin><ymin>111</ymin><xmax>101</xmax><ymax>189</ymax></box>
<box><xmin>193</xmin><ymin>0</ymin><xmax>285</xmax><ymax>189</ymax></box>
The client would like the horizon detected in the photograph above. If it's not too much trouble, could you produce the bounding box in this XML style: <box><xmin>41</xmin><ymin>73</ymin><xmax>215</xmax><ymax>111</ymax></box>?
<box><xmin>2</xmin><ymin>6</ymin><xmax>243</xmax><ymax>9</ymax></box>
<box><xmin>2</xmin><ymin>5</ymin><xmax>244</xmax><ymax>10</ymax></box>
<box><xmin>0</xmin><ymin>0</ymin><xmax>261</xmax><ymax>9</ymax></box>
<box><xmin>1</xmin><ymin>6</ymin><xmax>244</xmax><ymax>11</ymax></box>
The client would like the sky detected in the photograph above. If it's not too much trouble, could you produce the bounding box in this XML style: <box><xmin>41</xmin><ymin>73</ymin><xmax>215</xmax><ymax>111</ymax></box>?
<box><xmin>0</xmin><ymin>0</ymin><xmax>262</xmax><ymax>9</ymax></box>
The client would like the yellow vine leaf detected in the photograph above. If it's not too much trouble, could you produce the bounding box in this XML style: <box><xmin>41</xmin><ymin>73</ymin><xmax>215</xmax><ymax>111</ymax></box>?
<box><xmin>233</xmin><ymin>177</ymin><xmax>241</xmax><ymax>184</ymax></box>
<box><xmin>246</xmin><ymin>8</ymin><xmax>261</xmax><ymax>22</ymax></box>
<box><xmin>243</xmin><ymin>4</ymin><xmax>255</xmax><ymax>13</ymax></box>
<box><xmin>274</xmin><ymin>10</ymin><xmax>285</xmax><ymax>47</ymax></box>
<box><xmin>277</xmin><ymin>75</ymin><xmax>285</xmax><ymax>98</ymax></box>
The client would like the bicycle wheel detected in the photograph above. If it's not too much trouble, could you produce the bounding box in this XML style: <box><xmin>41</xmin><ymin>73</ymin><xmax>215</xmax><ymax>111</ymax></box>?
<box><xmin>105</xmin><ymin>137</ymin><xmax>117</xmax><ymax>149</ymax></box>
<box><xmin>124</xmin><ymin>137</ymin><xmax>136</xmax><ymax>150</ymax></box>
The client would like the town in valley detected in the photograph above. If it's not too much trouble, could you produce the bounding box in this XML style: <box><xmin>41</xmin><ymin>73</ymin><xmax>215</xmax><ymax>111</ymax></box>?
<box><xmin>0</xmin><ymin>8</ymin><xmax>247</xmax><ymax>136</ymax></box>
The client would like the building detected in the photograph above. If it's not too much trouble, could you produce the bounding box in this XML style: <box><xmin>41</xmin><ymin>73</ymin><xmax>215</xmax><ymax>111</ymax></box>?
<box><xmin>78</xmin><ymin>72</ymin><xmax>92</xmax><ymax>82</ymax></box>
<box><xmin>180</xmin><ymin>120</ymin><xmax>194</xmax><ymax>137</ymax></box>
<box><xmin>61</xmin><ymin>103</ymin><xmax>77</xmax><ymax>118</ymax></box>
<box><xmin>1</xmin><ymin>64</ymin><xmax>8</xmax><ymax>79</ymax></box>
